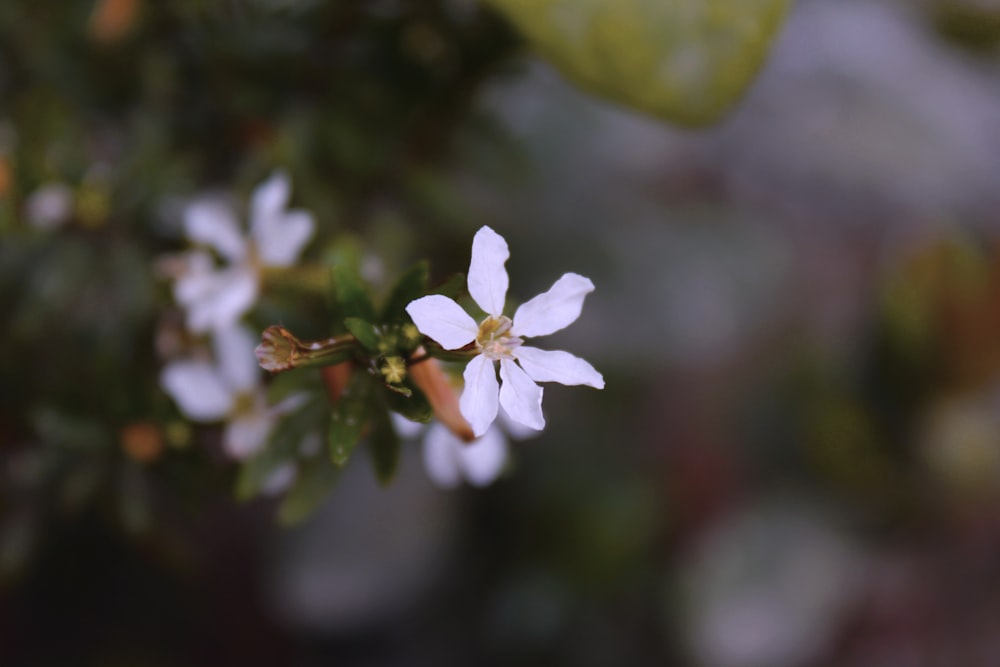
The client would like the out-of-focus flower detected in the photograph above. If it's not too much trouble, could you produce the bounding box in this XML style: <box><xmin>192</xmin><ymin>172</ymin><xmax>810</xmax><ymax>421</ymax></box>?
<box><xmin>173</xmin><ymin>170</ymin><xmax>315</xmax><ymax>333</ymax></box>
<box><xmin>23</xmin><ymin>182</ymin><xmax>74</xmax><ymax>231</ymax></box>
<box><xmin>406</xmin><ymin>226</ymin><xmax>604</xmax><ymax>437</ymax></box>
<box><xmin>394</xmin><ymin>410</ymin><xmax>539</xmax><ymax>489</ymax></box>
<box><xmin>160</xmin><ymin>325</ymin><xmax>306</xmax><ymax>459</ymax></box>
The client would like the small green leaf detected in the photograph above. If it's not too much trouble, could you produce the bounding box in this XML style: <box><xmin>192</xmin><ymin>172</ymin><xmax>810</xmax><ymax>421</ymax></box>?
<box><xmin>344</xmin><ymin>317</ymin><xmax>381</xmax><ymax>353</ymax></box>
<box><xmin>331</xmin><ymin>263</ymin><xmax>376</xmax><ymax>325</ymax></box>
<box><xmin>237</xmin><ymin>397</ymin><xmax>325</xmax><ymax>501</ymax></box>
<box><xmin>431</xmin><ymin>273</ymin><xmax>467</xmax><ymax>301</ymax></box>
<box><xmin>277</xmin><ymin>456</ymin><xmax>340</xmax><ymax>525</ymax></box>
<box><xmin>329</xmin><ymin>372</ymin><xmax>374</xmax><ymax>466</ymax></box>
<box><xmin>368</xmin><ymin>408</ymin><xmax>401</xmax><ymax>486</ymax></box>
<box><xmin>485</xmin><ymin>0</ymin><xmax>793</xmax><ymax>126</ymax></box>
<box><xmin>385</xmin><ymin>382</ymin><xmax>433</xmax><ymax>423</ymax></box>
<box><xmin>382</xmin><ymin>261</ymin><xmax>430</xmax><ymax>323</ymax></box>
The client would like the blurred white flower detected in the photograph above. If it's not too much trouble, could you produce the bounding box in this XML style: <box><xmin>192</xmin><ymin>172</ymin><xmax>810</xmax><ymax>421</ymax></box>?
<box><xmin>393</xmin><ymin>410</ymin><xmax>539</xmax><ymax>489</ymax></box>
<box><xmin>173</xmin><ymin>170</ymin><xmax>315</xmax><ymax>333</ymax></box>
<box><xmin>160</xmin><ymin>325</ymin><xmax>306</xmax><ymax>459</ymax></box>
<box><xmin>406</xmin><ymin>225</ymin><xmax>603</xmax><ymax>437</ymax></box>
<box><xmin>24</xmin><ymin>182</ymin><xmax>73</xmax><ymax>231</ymax></box>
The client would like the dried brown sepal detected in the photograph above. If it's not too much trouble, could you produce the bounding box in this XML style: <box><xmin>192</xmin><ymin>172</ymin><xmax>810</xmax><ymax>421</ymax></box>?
<box><xmin>256</xmin><ymin>325</ymin><xmax>357</xmax><ymax>373</ymax></box>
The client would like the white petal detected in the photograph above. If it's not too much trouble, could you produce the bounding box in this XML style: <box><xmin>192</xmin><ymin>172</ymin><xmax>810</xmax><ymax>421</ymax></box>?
<box><xmin>250</xmin><ymin>170</ymin><xmax>290</xmax><ymax>230</ymax></box>
<box><xmin>498</xmin><ymin>358</ymin><xmax>545</xmax><ymax>432</ymax></box>
<box><xmin>467</xmin><ymin>225</ymin><xmax>509</xmax><ymax>316</ymax></box>
<box><xmin>391</xmin><ymin>412</ymin><xmax>426</xmax><ymax>440</ymax></box>
<box><xmin>405</xmin><ymin>295</ymin><xmax>478</xmax><ymax>350</ymax></box>
<box><xmin>160</xmin><ymin>360</ymin><xmax>234</xmax><ymax>421</ymax></box>
<box><xmin>498</xmin><ymin>406</ymin><xmax>543</xmax><ymax>441</ymax></box>
<box><xmin>457</xmin><ymin>427</ymin><xmax>509</xmax><ymax>487</ymax></box>
<box><xmin>515</xmin><ymin>346</ymin><xmax>605</xmax><ymax>389</ymax></box>
<box><xmin>183</xmin><ymin>267</ymin><xmax>259</xmax><ymax>334</ymax></box>
<box><xmin>213</xmin><ymin>325</ymin><xmax>261</xmax><ymax>393</ymax></box>
<box><xmin>511</xmin><ymin>273</ymin><xmax>594</xmax><ymax>338</ymax></box>
<box><xmin>255</xmin><ymin>210</ymin><xmax>315</xmax><ymax>267</ymax></box>
<box><xmin>223</xmin><ymin>410</ymin><xmax>274</xmax><ymax>459</ymax></box>
<box><xmin>184</xmin><ymin>199</ymin><xmax>247</xmax><ymax>262</ymax></box>
<box><xmin>422</xmin><ymin>423</ymin><xmax>463</xmax><ymax>489</ymax></box>
<box><xmin>460</xmin><ymin>354</ymin><xmax>500</xmax><ymax>438</ymax></box>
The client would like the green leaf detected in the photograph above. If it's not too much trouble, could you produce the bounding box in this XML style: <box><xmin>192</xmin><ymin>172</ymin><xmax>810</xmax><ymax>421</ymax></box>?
<box><xmin>237</xmin><ymin>397</ymin><xmax>326</xmax><ymax>501</ymax></box>
<box><xmin>329</xmin><ymin>371</ymin><xmax>374</xmax><ymax>466</ymax></box>
<box><xmin>344</xmin><ymin>317</ymin><xmax>381</xmax><ymax>352</ymax></box>
<box><xmin>368</xmin><ymin>408</ymin><xmax>401</xmax><ymax>486</ymax></box>
<box><xmin>331</xmin><ymin>263</ymin><xmax>376</xmax><ymax>325</ymax></box>
<box><xmin>431</xmin><ymin>273</ymin><xmax>467</xmax><ymax>301</ymax></box>
<box><xmin>385</xmin><ymin>381</ymin><xmax>433</xmax><ymax>423</ymax></box>
<box><xmin>484</xmin><ymin>0</ymin><xmax>792</xmax><ymax>126</ymax></box>
<box><xmin>382</xmin><ymin>261</ymin><xmax>430</xmax><ymax>323</ymax></box>
<box><xmin>277</xmin><ymin>456</ymin><xmax>340</xmax><ymax>525</ymax></box>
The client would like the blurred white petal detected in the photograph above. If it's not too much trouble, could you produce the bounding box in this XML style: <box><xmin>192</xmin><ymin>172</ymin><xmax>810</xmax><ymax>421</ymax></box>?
<box><xmin>467</xmin><ymin>225</ymin><xmax>509</xmax><ymax>316</ymax></box>
<box><xmin>498</xmin><ymin>358</ymin><xmax>544</xmax><ymax>431</ymax></box>
<box><xmin>405</xmin><ymin>295</ymin><xmax>478</xmax><ymax>350</ymax></box>
<box><xmin>213</xmin><ymin>325</ymin><xmax>261</xmax><ymax>393</ymax></box>
<box><xmin>184</xmin><ymin>199</ymin><xmax>247</xmax><ymax>262</ymax></box>
<box><xmin>183</xmin><ymin>266</ymin><xmax>259</xmax><ymax>334</ymax></box>
<box><xmin>161</xmin><ymin>360</ymin><xmax>233</xmax><ymax>421</ymax></box>
<box><xmin>250</xmin><ymin>169</ymin><xmax>290</xmax><ymax>230</ymax></box>
<box><xmin>512</xmin><ymin>273</ymin><xmax>594</xmax><ymax>338</ymax></box>
<box><xmin>391</xmin><ymin>412</ymin><xmax>426</xmax><ymax>440</ymax></box>
<box><xmin>515</xmin><ymin>346</ymin><xmax>604</xmax><ymax>389</ymax></box>
<box><xmin>457</xmin><ymin>427</ymin><xmax>508</xmax><ymax>487</ymax></box>
<box><xmin>422</xmin><ymin>423</ymin><xmax>463</xmax><ymax>489</ymax></box>
<box><xmin>460</xmin><ymin>354</ymin><xmax>499</xmax><ymax>437</ymax></box>
<box><xmin>223</xmin><ymin>408</ymin><xmax>274</xmax><ymax>459</ymax></box>
<box><xmin>256</xmin><ymin>210</ymin><xmax>315</xmax><ymax>267</ymax></box>
<box><xmin>498</xmin><ymin>407</ymin><xmax>542</xmax><ymax>441</ymax></box>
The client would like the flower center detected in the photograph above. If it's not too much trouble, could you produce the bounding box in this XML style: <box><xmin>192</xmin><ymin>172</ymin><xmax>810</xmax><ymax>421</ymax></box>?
<box><xmin>476</xmin><ymin>315</ymin><xmax>522</xmax><ymax>361</ymax></box>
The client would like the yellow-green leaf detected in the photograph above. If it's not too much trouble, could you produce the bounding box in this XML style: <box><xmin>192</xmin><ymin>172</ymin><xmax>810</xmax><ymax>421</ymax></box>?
<box><xmin>485</xmin><ymin>0</ymin><xmax>792</xmax><ymax>126</ymax></box>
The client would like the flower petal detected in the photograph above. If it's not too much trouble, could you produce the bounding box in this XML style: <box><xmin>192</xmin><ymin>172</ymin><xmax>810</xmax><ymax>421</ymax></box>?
<box><xmin>223</xmin><ymin>409</ymin><xmax>274</xmax><ymax>459</ymax></box>
<box><xmin>498</xmin><ymin>406</ymin><xmax>543</xmax><ymax>441</ymax></box>
<box><xmin>511</xmin><ymin>273</ymin><xmax>594</xmax><ymax>338</ymax></box>
<box><xmin>422</xmin><ymin>422</ymin><xmax>463</xmax><ymax>489</ymax></box>
<box><xmin>184</xmin><ymin>199</ymin><xmax>247</xmax><ymax>262</ymax></box>
<box><xmin>460</xmin><ymin>354</ymin><xmax>500</xmax><ymax>438</ymax></box>
<box><xmin>514</xmin><ymin>346</ymin><xmax>605</xmax><ymax>389</ymax></box>
<box><xmin>255</xmin><ymin>210</ymin><xmax>316</xmax><ymax>267</ymax></box>
<box><xmin>457</xmin><ymin>427</ymin><xmax>509</xmax><ymax>487</ymax></box>
<box><xmin>250</xmin><ymin>170</ymin><xmax>290</xmax><ymax>230</ymax></box>
<box><xmin>498</xmin><ymin>358</ymin><xmax>545</xmax><ymax>432</ymax></box>
<box><xmin>160</xmin><ymin>360</ymin><xmax>234</xmax><ymax>421</ymax></box>
<box><xmin>406</xmin><ymin>295</ymin><xmax>478</xmax><ymax>350</ymax></box>
<box><xmin>261</xmin><ymin>463</ymin><xmax>297</xmax><ymax>496</ymax></box>
<box><xmin>467</xmin><ymin>226</ymin><xmax>509</xmax><ymax>316</ymax></box>
<box><xmin>391</xmin><ymin>412</ymin><xmax>426</xmax><ymax>439</ymax></box>
<box><xmin>182</xmin><ymin>267</ymin><xmax>259</xmax><ymax>334</ymax></box>
<box><xmin>213</xmin><ymin>325</ymin><xmax>261</xmax><ymax>393</ymax></box>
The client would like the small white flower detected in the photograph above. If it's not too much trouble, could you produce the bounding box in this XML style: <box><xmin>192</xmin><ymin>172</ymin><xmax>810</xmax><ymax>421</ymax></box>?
<box><xmin>173</xmin><ymin>170</ymin><xmax>315</xmax><ymax>333</ymax></box>
<box><xmin>160</xmin><ymin>325</ymin><xmax>306</xmax><ymax>459</ymax></box>
<box><xmin>405</xmin><ymin>226</ymin><xmax>604</xmax><ymax>437</ymax></box>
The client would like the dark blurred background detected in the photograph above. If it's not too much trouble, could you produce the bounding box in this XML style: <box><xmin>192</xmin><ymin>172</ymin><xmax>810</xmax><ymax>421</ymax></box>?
<box><xmin>4</xmin><ymin>0</ymin><xmax>1000</xmax><ymax>665</ymax></box>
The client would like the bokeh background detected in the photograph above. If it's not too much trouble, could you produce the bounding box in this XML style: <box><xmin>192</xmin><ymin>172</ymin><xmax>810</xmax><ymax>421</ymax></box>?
<box><xmin>5</xmin><ymin>0</ymin><xmax>1000</xmax><ymax>664</ymax></box>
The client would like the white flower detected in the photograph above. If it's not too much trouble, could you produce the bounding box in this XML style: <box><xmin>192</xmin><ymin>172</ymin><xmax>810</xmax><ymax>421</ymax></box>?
<box><xmin>160</xmin><ymin>325</ymin><xmax>306</xmax><ymax>459</ymax></box>
<box><xmin>173</xmin><ymin>170</ymin><xmax>315</xmax><ymax>333</ymax></box>
<box><xmin>405</xmin><ymin>226</ymin><xmax>604</xmax><ymax>437</ymax></box>
<box><xmin>393</xmin><ymin>411</ymin><xmax>539</xmax><ymax>489</ymax></box>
